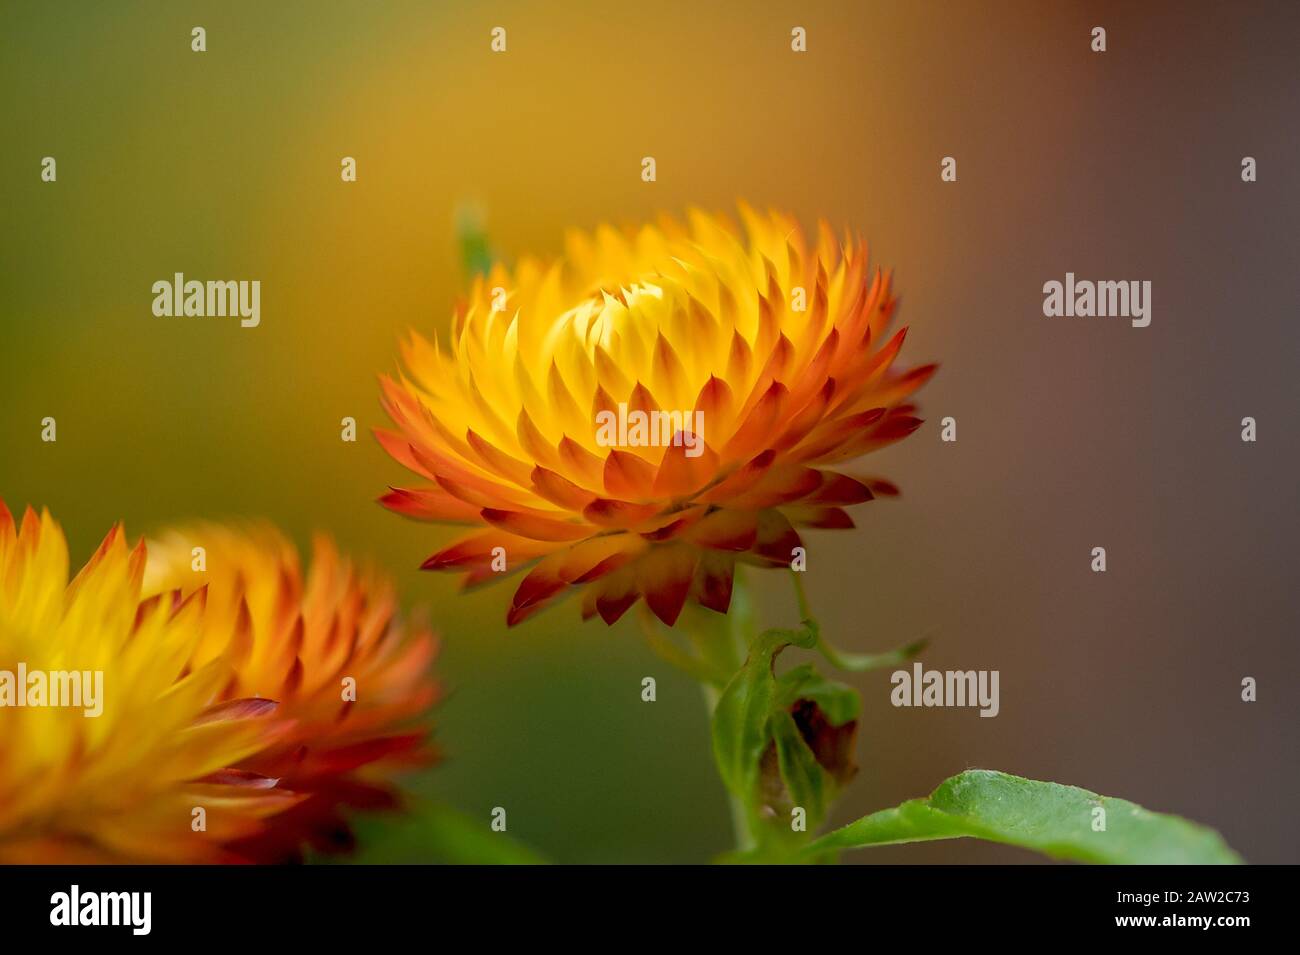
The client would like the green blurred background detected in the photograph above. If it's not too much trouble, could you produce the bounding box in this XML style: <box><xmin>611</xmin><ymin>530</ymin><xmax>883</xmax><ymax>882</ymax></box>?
<box><xmin>2</xmin><ymin>0</ymin><xmax>1297</xmax><ymax>863</ymax></box>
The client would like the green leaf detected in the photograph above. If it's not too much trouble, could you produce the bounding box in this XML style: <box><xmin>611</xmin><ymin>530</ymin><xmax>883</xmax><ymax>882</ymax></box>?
<box><xmin>770</xmin><ymin>709</ymin><xmax>829</xmax><ymax>827</ymax></box>
<box><xmin>806</xmin><ymin>769</ymin><xmax>1242</xmax><ymax>864</ymax></box>
<box><xmin>336</xmin><ymin>802</ymin><xmax>548</xmax><ymax>865</ymax></box>
<box><xmin>711</xmin><ymin>625</ymin><xmax>818</xmax><ymax>798</ymax></box>
<box><xmin>418</xmin><ymin>804</ymin><xmax>548</xmax><ymax>864</ymax></box>
<box><xmin>711</xmin><ymin>629</ymin><xmax>786</xmax><ymax>798</ymax></box>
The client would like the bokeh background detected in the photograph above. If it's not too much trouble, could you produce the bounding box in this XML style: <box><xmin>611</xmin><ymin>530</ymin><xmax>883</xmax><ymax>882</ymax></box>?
<box><xmin>2</xmin><ymin>0</ymin><xmax>1297</xmax><ymax>863</ymax></box>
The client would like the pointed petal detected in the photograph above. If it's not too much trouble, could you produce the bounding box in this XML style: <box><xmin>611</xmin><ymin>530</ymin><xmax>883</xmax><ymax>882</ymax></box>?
<box><xmin>652</xmin><ymin>436</ymin><xmax>719</xmax><ymax>498</ymax></box>
<box><xmin>530</xmin><ymin>466</ymin><xmax>596</xmax><ymax>511</ymax></box>
<box><xmin>640</xmin><ymin>545</ymin><xmax>698</xmax><ymax>627</ymax></box>
<box><xmin>481</xmin><ymin>508</ymin><xmax>590</xmax><ymax>542</ymax></box>
<box><xmin>687</xmin><ymin>509</ymin><xmax>759</xmax><ymax>551</ymax></box>
<box><xmin>692</xmin><ymin>551</ymin><xmax>735</xmax><ymax>613</ymax></box>
<box><xmin>603</xmin><ymin>449</ymin><xmax>658</xmax><ymax>500</ymax></box>
<box><xmin>379</xmin><ymin>486</ymin><xmax>482</xmax><ymax>522</ymax></box>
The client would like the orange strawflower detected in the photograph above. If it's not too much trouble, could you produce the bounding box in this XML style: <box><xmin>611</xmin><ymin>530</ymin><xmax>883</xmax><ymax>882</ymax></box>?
<box><xmin>0</xmin><ymin>505</ymin><xmax>293</xmax><ymax>862</ymax></box>
<box><xmin>143</xmin><ymin>524</ymin><xmax>439</xmax><ymax>862</ymax></box>
<box><xmin>377</xmin><ymin>207</ymin><xmax>935</xmax><ymax>626</ymax></box>
<box><xmin>0</xmin><ymin>505</ymin><xmax>438</xmax><ymax>863</ymax></box>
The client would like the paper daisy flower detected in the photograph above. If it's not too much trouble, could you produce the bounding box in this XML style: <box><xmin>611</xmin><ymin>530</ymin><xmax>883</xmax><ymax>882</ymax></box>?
<box><xmin>0</xmin><ymin>505</ymin><xmax>295</xmax><ymax>863</ymax></box>
<box><xmin>377</xmin><ymin>207</ymin><xmax>935</xmax><ymax>626</ymax></box>
<box><xmin>143</xmin><ymin>524</ymin><xmax>439</xmax><ymax>862</ymax></box>
<box><xmin>0</xmin><ymin>505</ymin><xmax>438</xmax><ymax>863</ymax></box>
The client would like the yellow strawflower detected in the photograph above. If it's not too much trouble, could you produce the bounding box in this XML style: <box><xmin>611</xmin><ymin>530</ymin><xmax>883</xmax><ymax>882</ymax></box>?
<box><xmin>0</xmin><ymin>506</ymin><xmax>438</xmax><ymax>863</ymax></box>
<box><xmin>378</xmin><ymin>207</ymin><xmax>935</xmax><ymax>625</ymax></box>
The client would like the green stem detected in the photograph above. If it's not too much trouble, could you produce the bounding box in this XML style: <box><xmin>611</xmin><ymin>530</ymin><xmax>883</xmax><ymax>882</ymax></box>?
<box><xmin>793</xmin><ymin>568</ymin><xmax>930</xmax><ymax>671</ymax></box>
<box><xmin>790</xmin><ymin>568</ymin><xmax>813</xmax><ymax>620</ymax></box>
<box><xmin>644</xmin><ymin>569</ymin><xmax>826</xmax><ymax>859</ymax></box>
